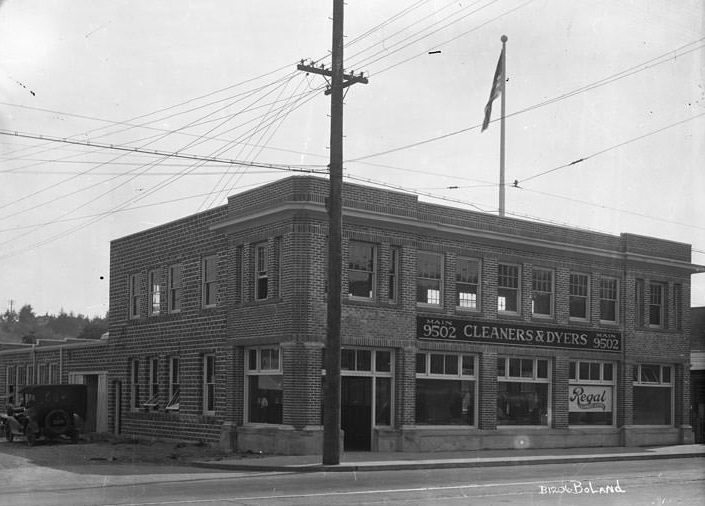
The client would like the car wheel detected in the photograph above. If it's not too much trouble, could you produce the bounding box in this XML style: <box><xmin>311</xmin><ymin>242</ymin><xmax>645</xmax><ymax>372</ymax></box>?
<box><xmin>24</xmin><ymin>426</ymin><xmax>36</xmax><ymax>447</ymax></box>
<box><xmin>5</xmin><ymin>424</ymin><xmax>14</xmax><ymax>442</ymax></box>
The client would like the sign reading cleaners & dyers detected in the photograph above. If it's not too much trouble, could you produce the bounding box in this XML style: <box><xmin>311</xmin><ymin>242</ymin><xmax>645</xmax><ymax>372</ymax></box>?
<box><xmin>417</xmin><ymin>316</ymin><xmax>622</xmax><ymax>352</ymax></box>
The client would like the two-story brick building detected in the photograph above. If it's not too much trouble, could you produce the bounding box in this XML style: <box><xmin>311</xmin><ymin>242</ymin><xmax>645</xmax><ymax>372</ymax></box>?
<box><xmin>2</xmin><ymin>175</ymin><xmax>702</xmax><ymax>453</ymax></box>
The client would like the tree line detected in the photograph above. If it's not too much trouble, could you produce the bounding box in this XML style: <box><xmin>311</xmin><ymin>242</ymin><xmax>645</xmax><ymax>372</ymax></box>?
<box><xmin>0</xmin><ymin>305</ymin><xmax>108</xmax><ymax>344</ymax></box>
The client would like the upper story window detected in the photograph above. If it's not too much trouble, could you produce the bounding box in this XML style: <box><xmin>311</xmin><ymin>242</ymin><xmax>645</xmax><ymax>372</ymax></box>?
<box><xmin>255</xmin><ymin>243</ymin><xmax>269</xmax><ymax>300</ymax></box>
<box><xmin>599</xmin><ymin>277</ymin><xmax>618</xmax><ymax>323</ymax></box>
<box><xmin>202</xmin><ymin>255</ymin><xmax>218</xmax><ymax>308</ymax></box>
<box><xmin>497</xmin><ymin>263</ymin><xmax>520</xmax><ymax>313</ymax></box>
<box><xmin>649</xmin><ymin>283</ymin><xmax>665</xmax><ymax>328</ymax></box>
<box><xmin>531</xmin><ymin>268</ymin><xmax>554</xmax><ymax>317</ymax></box>
<box><xmin>674</xmin><ymin>284</ymin><xmax>683</xmax><ymax>330</ymax></box>
<box><xmin>348</xmin><ymin>241</ymin><xmax>376</xmax><ymax>299</ymax></box>
<box><xmin>456</xmin><ymin>258</ymin><xmax>480</xmax><ymax>311</ymax></box>
<box><xmin>168</xmin><ymin>264</ymin><xmax>182</xmax><ymax>313</ymax></box>
<box><xmin>388</xmin><ymin>247</ymin><xmax>400</xmax><ymax>304</ymax></box>
<box><xmin>129</xmin><ymin>274</ymin><xmax>142</xmax><ymax>319</ymax></box>
<box><xmin>149</xmin><ymin>270</ymin><xmax>161</xmax><ymax>316</ymax></box>
<box><xmin>416</xmin><ymin>251</ymin><xmax>442</xmax><ymax>306</ymax></box>
<box><xmin>569</xmin><ymin>273</ymin><xmax>589</xmax><ymax>320</ymax></box>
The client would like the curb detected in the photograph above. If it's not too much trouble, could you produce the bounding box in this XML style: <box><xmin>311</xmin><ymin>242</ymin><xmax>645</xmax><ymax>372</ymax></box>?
<box><xmin>191</xmin><ymin>450</ymin><xmax>705</xmax><ymax>473</ymax></box>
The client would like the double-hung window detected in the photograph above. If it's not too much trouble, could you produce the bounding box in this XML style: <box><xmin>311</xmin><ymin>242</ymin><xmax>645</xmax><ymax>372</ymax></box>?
<box><xmin>202</xmin><ymin>255</ymin><xmax>218</xmax><ymax>308</ymax></box>
<box><xmin>416</xmin><ymin>353</ymin><xmax>476</xmax><ymax>425</ymax></box>
<box><xmin>456</xmin><ymin>258</ymin><xmax>480</xmax><ymax>311</ymax></box>
<box><xmin>388</xmin><ymin>247</ymin><xmax>400</xmax><ymax>304</ymax></box>
<box><xmin>633</xmin><ymin>364</ymin><xmax>672</xmax><ymax>425</ymax></box>
<box><xmin>416</xmin><ymin>252</ymin><xmax>442</xmax><ymax>305</ymax></box>
<box><xmin>129</xmin><ymin>274</ymin><xmax>142</xmax><ymax>319</ymax></box>
<box><xmin>649</xmin><ymin>283</ymin><xmax>664</xmax><ymax>328</ymax></box>
<box><xmin>203</xmin><ymin>355</ymin><xmax>216</xmax><ymax>415</ymax></box>
<box><xmin>569</xmin><ymin>273</ymin><xmax>589</xmax><ymax>320</ymax></box>
<box><xmin>255</xmin><ymin>243</ymin><xmax>268</xmax><ymax>300</ymax></box>
<box><xmin>531</xmin><ymin>268</ymin><xmax>554</xmax><ymax>317</ymax></box>
<box><xmin>348</xmin><ymin>242</ymin><xmax>376</xmax><ymax>299</ymax></box>
<box><xmin>246</xmin><ymin>347</ymin><xmax>282</xmax><ymax>424</ymax></box>
<box><xmin>599</xmin><ymin>277</ymin><xmax>618</xmax><ymax>323</ymax></box>
<box><xmin>497</xmin><ymin>264</ymin><xmax>520</xmax><ymax>313</ymax></box>
<box><xmin>166</xmin><ymin>357</ymin><xmax>180</xmax><ymax>412</ymax></box>
<box><xmin>497</xmin><ymin>357</ymin><xmax>550</xmax><ymax>425</ymax></box>
<box><xmin>149</xmin><ymin>270</ymin><xmax>161</xmax><ymax>316</ymax></box>
<box><xmin>129</xmin><ymin>359</ymin><xmax>140</xmax><ymax>411</ymax></box>
<box><xmin>6</xmin><ymin>365</ymin><xmax>16</xmax><ymax>405</ymax></box>
<box><xmin>568</xmin><ymin>361</ymin><xmax>614</xmax><ymax>425</ymax></box>
<box><xmin>144</xmin><ymin>358</ymin><xmax>159</xmax><ymax>409</ymax></box>
<box><xmin>168</xmin><ymin>264</ymin><xmax>182</xmax><ymax>313</ymax></box>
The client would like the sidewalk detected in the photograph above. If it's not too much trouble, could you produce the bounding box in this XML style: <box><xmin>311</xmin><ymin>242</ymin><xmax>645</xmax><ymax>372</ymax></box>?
<box><xmin>193</xmin><ymin>444</ymin><xmax>705</xmax><ymax>473</ymax></box>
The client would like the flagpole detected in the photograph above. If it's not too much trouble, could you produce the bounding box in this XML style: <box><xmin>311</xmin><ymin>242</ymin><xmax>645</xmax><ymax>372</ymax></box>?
<box><xmin>499</xmin><ymin>35</ymin><xmax>507</xmax><ymax>217</ymax></box>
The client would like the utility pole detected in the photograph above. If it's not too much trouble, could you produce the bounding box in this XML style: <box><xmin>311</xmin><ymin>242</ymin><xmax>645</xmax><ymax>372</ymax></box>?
<box><xmin>296</xmin><ymin>0</ymin><xmax>367</xmax><ymax>465</ymax></box>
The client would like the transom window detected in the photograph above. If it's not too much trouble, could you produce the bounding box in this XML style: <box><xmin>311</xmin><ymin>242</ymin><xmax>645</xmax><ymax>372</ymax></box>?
<box><xmin>348</xmin><ymin>242</ymin><xmax>376</xmax><ymax>299</ymax></box>
<box><xmin>456</xmin><ymin>258</ymin><xmax>480</xmax><ymax>310</ymax></box>
<box><xmin>416</xmin><ymin>252</ymin><xmax>442</xmax><ymax>305</ymax></box>
<box><xmin>569</xmin><ymin>273</ymin><xmax>589</xmax><ymax>320</ymax></box>
<box><xmin>532</xmin><ymin>268</ymin><xmax>554</xmax><ymax>317</ymax></box>
<box><xmin>497</xmin><ymin>264</ymin><xmax>520</xmax><ymax>313</ymax></box>
<box><xmin>599</xmin><ymin>277</ymin><xmax>618</xmax><ymax>323</ymax></box>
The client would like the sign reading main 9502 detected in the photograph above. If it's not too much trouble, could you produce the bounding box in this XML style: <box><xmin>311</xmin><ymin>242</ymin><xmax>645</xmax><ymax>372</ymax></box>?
<box><xmin>417</xmin><ymin>316</ymin><xmax>622</xmax><ymax>352</ymax></box>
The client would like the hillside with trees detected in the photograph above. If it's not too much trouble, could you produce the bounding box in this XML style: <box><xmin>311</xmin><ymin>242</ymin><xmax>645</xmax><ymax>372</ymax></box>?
<box><xmin>0</xmin><ymin>305</ymin><xmax>108</xmax><ymax>344</ymax></box>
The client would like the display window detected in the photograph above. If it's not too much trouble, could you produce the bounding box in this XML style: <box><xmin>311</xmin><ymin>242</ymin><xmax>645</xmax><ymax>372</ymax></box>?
<box><xmin>633</xmin><ymin>364</ymin><xmax>672</xmax><ymax>425</ymax></box>
<box><xmin>568</xmin><ymin>360</ymin><xmax>614</xmax><ymax>425</ymax></box>
<box><xmin>415</xmin><ymin>353</ymin><xmax>476</xmax><ymax>426</ymax></box>
<box><xmin>497</xmin><ymin>357</ymin><xmax>550</xmax><ymax>426</ymax></box>
<box><xmin>246</xmin><ymin>347</ymin><xmax>283</xmax><ymax>424</ymax></box>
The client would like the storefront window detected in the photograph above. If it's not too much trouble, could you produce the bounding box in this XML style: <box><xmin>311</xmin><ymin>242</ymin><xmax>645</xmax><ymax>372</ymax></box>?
<box><xmin>246</xmin><ymin>347</ymin><xmax>282</xmax><ymax>424</ymax></box>
<box><xmin>497</xmin><ymin>357</ymin><xmax>549</xmax><ymax>425</ymax></box>
<box><xmin>633</xmin><ymin>364</ymin><xmax>672</xmax><ymax>425</ymax></box>
<box><xmin>569</xmin><ymin>361</ymin><xmax>614</xmax><ymax>425</ymax></box>
<box><xmin>416</xmin><ymin>353</ymin><xmax>476</xmax><ymax>425</ymax></box>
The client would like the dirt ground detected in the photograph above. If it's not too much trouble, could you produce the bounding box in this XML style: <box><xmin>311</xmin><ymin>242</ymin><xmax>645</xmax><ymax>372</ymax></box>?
<box><xmin>0</xmin><ymin>433</ymin><xmax>235</xmax><ymax>467</ymax></box>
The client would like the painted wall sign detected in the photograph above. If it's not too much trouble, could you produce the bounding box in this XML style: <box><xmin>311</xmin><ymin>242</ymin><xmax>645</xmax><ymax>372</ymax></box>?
<box><xmin>569</xmin><ymin>385</ymin><xmax>613</xmax><ymax>412</ymax></box>
<box><xmin>416</xmin><ymin>316</ymin><xmax>622</xmax><ymax>352</ymax></box>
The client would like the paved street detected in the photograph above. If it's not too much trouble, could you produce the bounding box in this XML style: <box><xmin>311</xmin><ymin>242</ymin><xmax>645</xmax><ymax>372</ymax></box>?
<box><xmin>0</xmin><ymin>447</ymin><xmax>702</xmax><ymax>506</ymax></box>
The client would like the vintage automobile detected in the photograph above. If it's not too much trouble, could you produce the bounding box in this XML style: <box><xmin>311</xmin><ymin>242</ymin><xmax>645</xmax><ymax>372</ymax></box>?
<box><xmin>2</xmin><ymin>384</ymin><xmax>87</xmax><ymax>446</ymax></box>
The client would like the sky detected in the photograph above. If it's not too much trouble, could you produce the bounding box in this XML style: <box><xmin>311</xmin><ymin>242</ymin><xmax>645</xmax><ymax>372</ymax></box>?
<box><xmin>0</xmin><ymin>0</ymin><xmax>703</xmax><ymax>318</ymax></box>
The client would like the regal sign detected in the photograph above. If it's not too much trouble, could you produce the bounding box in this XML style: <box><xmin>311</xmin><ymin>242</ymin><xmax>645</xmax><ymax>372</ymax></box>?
<box><xmin>569</xmin><ymin>385</ymin><xmax>613</xmax><ymax>412</ymax></box>
<box><xmin>417</xmin><ymin>316</ymin><xmax>622</xmax><ymax>352</ymax></box>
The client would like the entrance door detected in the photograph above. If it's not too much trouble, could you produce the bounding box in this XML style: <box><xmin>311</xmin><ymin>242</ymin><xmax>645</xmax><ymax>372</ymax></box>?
<box><xmin>341</xmin><ymin>376</ymin><xmax>372</xmax><ymax>451</ymax></box>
